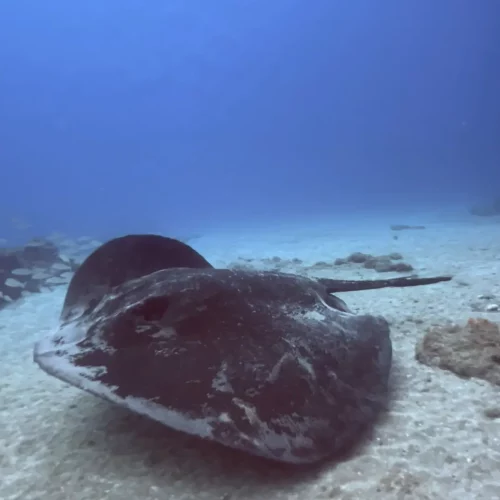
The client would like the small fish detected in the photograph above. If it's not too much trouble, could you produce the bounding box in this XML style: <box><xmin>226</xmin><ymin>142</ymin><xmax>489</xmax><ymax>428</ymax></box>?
<box><xmin>52</xmin><ymin>263</ymin><xmax>71</xmax><ymax>271</ymax></box>
<box><xmin>5</xmin><ymin>278</ymin><xmax>25</xmax><ymax>288</ymax></box>
<box><xmin>11</xmin><ymin>268</ymin><xmax>33</xmax><ymax>276</ymax></box>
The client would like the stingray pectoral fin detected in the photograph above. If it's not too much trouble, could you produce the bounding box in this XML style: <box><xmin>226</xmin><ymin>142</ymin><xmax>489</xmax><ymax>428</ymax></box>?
<box><xmin>61</xmin><ymin>234</ymin><xmax>213</xmax><ymax>322</ymax></box>
<box><xmin>319</xmin><ymin>275</ymin><xmax>452</xmax><ymax>293</ymax></box>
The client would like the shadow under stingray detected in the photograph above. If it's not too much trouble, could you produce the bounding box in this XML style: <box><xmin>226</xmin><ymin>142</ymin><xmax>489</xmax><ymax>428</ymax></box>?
<box><xmin>65</xmin><ymin>396</ymin><xmax>326</xmax><ymax>492</ymax></box>
<box><xmin>58</xmin><ymin>368</ymin><xmax>399</xmax><ymax>492</ymax></box>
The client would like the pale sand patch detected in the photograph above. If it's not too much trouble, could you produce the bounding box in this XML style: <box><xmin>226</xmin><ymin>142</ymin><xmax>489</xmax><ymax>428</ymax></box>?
<box><xmin>1</xmin><ymin>214</ymin><xmax>500</xmax><ymax>500</ymax></box>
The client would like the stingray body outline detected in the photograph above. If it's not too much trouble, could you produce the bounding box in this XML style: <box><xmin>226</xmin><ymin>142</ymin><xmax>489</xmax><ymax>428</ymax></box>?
<box><xmin>33</xmin><ymin>234</ymin><xmax>451</xmax><ymax>464</ymax></box>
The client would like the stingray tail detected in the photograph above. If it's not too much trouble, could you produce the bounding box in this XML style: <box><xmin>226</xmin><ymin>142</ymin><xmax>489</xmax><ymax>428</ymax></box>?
<box><xmin>319</xmin><ymin>275</ymin><xmax>452</xmax><ymax>293</ymax></box>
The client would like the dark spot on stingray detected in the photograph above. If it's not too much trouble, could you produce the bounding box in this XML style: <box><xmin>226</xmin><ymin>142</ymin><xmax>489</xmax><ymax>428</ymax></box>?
<box><xmin>33</xmin><ymin>234</ymin><xmax>452</xmax><ymax>464</ymax></box>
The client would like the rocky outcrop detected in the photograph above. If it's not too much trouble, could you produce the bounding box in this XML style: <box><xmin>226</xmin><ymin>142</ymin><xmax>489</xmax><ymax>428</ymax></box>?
<box><xmin>468</xmin><ymin>197</ymin><xmax>500</xmax><ymax>217</ymax></box>
<box><xmin>230</xmin><ymin>252</ymin><xmax>414</xmax><ymax>275</ymax></box>
<box><xmin>390</xmin><ymin>224</ymin><xmax>426</xmax><ymax>231</ymax></box>
<box><xmin>415</xmin><ymin>318</ymin><xmax>500</xmax><ymax>386</ymax></box>
<box><xmin>333</xmin><ymin>252</ymin><xmax>414</xmax><ymax>273</ymax></box>
<box><xmin>0</xmin><ymin>238</ymin><xmax>78</xmax><ymax>308</ymax></box>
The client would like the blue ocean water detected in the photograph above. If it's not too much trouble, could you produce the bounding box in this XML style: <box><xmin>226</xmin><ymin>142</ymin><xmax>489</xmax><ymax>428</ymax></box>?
<box><xmin>0</xmin><ymin>0</ymin><xmax>499</xmax><ymax>245</ymax></box>
<box><xmin>2</xmin><ymin>4</ymin><xmax>500</xmax><ymax>496</ymax></box>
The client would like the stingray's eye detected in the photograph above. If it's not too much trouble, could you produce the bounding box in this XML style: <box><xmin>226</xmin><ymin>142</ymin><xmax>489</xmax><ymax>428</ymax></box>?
<box><xmin>104</xmin><ymin>297</ymin><xmax>171</xmax><ymax>349</ymax></box>
<box><xmin>130</xmin><ymin>296</ymin><xmax>170</xmax><ymax>321</ymax></box>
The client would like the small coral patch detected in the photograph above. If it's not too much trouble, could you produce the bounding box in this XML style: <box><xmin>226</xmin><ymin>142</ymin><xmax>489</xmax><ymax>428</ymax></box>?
<box><xmin>415</xmin><ymin>318</ymin><xmax>500</xmax><ymax>385</ymax></box>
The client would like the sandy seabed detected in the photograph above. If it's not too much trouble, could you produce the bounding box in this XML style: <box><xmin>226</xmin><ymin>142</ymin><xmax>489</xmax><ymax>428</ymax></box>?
<box><xmin>1</xmin><ymin>210</ymin><xmax>500</xmax><ymax>500</ymax></box>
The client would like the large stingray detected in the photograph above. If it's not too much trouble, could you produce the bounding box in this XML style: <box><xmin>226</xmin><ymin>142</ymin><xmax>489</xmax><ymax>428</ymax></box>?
<box><xmin>33</xmin><ymin>234</ymin><xmax>451</xmax><ymax>464</ymax></box>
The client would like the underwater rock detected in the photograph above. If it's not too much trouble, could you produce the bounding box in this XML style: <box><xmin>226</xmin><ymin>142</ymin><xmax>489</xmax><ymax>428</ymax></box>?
<box><xmin>366</xmin><ymin>258</ymin><xmax>413</xmax><ymax>273</ymax></box>
<box><xmin>468</xmin><ymin>198</ymin><xmax>500</xmax><ymax>217</ymax></box>
<box><xmin>334</xmin><ymin>252</ymin><xmax>414</xmax><ymax>273</ymax></box>
<box><xmin>390</xmin><ymin>225</ymin><xmax>426</xmax><ymax>231</ymax></box>
<box><xmin>470</xmin><ymin>294</ymin><xmax>500</xmax><ymax>313</ymax></box>
<box><xmin>33</xmin><ymin>234</ymin><xmax>451</xmax><ymax>464</ymax></box>
<box><xmin>415</xmin><ymin>318</ymin><xmax>500</xmax><ymax>386</ymax></box>
<box><xmin>21</xmin><ymin>238</ymin><xmax>59</xmax><ymax>265</ymax></box>
<box><xmin>0</xmin><ymin>238</ymin><xmax>78</xmax><ymax>308</ymax></box>
<box><xmin>231</xmin><ymin>252</ymin><xmax>414</xmax><ymax>275</ymax></box>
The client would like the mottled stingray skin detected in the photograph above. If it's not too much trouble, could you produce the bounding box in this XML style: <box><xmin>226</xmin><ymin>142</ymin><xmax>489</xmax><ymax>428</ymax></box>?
<box><xmin>33</xmin><ymin>235</ymin><xmax>451</xmax><ymax>464</ymax></box>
